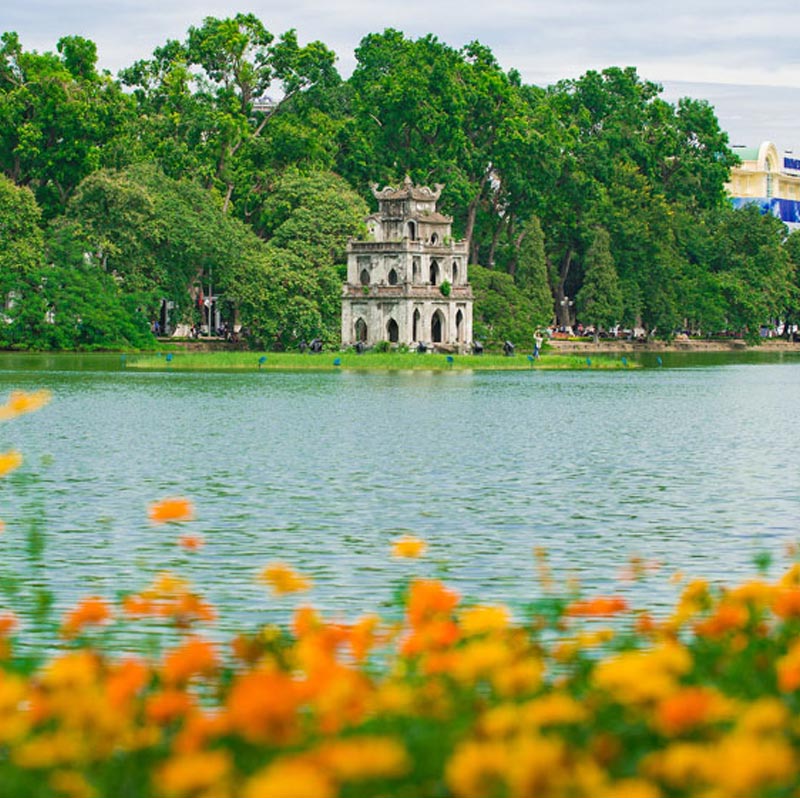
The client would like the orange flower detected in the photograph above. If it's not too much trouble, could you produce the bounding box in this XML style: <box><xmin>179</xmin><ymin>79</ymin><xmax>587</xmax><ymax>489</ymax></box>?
<box><xmin>0</xmin><ymin>389</ymin><xmax>51</xmax><ymax>421</ymax></box>
<box><xmin>392</xmin><ymin>535</ymin><xmax>427</xmax><ymax>558</ymax></box>
<box><xmin>773</xmin><ymin>588</ymin><xmax>800</xmax><ymax>619</ymax></box>
<box><xmin>260</xmin><ymin>562</ymin><xmax>312</xmax><ymax>595</ymax></box>
<box><xmin>146</xmin><ymin>689</ymin><xmax>195</xmax><ymax>724</ymax></box>
<box><xmin>162</xmin><ymin>638</ymin><xmax>219</xmax><ymax>685</ymax></box>
<box><xmin>0</xmin><ymin>451</ymin><xmax>22</xmax><ymax>478</ymax></box>
<box><xmin>693</xmin><ymin>602</ymin><xmax>748</xmax><ymax>638</ymax></box>
<box><xmin>0</xmin><ymin>612</ymin><xmax>18</xmax><ymax>635</ymax></box>
<box><xmin>61</xmin><ymin>596</ymin><xmax>112</xmax><ymax>637</ymax></box>
<box><xmin>407</xmin><ymin>579</ymin><xmax>460</xmax><ymax>627</ymax></box>
<box><xmin>178</xmin><ymin>534</ymin><xmax>204</xmax><ymax>550</ymax></box>
<box><xmin>148</xmin><ymin>497</ymin><xmax>195</xmax><ymax>524</ymax></box>
<box><xmin>105</xmin><ymin>658</ymin><xmax>149</xmax><ymax>708</ymax></box>
<box><xmin>656</xmin><ymin>687</ymin><xmax>720</xmax><ymax>735</ymax></box>
<box><xmin>226</xmin><ymin>669</ymin><xmax>302</xmax><ymax>744</ymax></box>
<box><xmin>566</xmin><ymin>596</ymin><xmax>628</xmax><ymax>617</ymax></box>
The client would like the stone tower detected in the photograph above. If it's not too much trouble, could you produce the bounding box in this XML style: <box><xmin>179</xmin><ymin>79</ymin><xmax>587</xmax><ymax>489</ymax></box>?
<box><xmin>341</xmin><ymin>177</ymin><xmax>473</xmax><ymax>350</ymax></box>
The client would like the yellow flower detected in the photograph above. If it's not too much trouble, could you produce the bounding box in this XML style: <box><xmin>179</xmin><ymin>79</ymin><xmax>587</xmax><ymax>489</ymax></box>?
<box><xmin>594</xmin><ymin>643</ymin><xmax>692</xmax><ymax>704</ymax></box>
<box><xmin>157</xmin><ymin>750</ymin><xmax>231</xmax><ymax>797</ymax></box>
<box><xmin>315</xmin><ymin>736</ymin><xmax>409</xmax><ymax>781</ymax></box>
<box><xmin>391</xmin><ymin>535</ymin><xmax>427</xmax><ymax>558</ymax></box>
<box><xmin>260</xmin><ymin>562</ymin><xmax>312</xmax><ymax>595</ymax></box>
<box><xmin>460</xmin><ymin>604</ymin><xmax>511</xmax><ymax>636</ymax></box>
<box><xmin>520</xmin><ymin>692</ymin><xmax>588</xmax><ymax>728</ymax></box>
<box><xmin>0</xmin><ymin>450</ymin><xmax>22</xmax><ymax>478</ymax></box>
<box><xmin>242</xmin><ymin>759</ymin><xmax>335</xmax><ymax>798</ymax></box>
<box><xmin>606</xmin><ymin>778</ymin><xmax>662</xmax><ymax>798</ymax></box>
<box><xmin>49</xmin><ymin>770</ymin><xmax>96</xmax><ymax>798</ymax></box>
<box><xmin>0</xmin><ymin>389</ymin><xmax>51</xmax><ymax>421</ymax></box>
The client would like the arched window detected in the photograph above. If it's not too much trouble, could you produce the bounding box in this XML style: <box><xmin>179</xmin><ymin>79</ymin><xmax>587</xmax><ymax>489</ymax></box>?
<box><xmin>360</xmin><ymin>269</ymin><xmax>370</xmax><ymax>286</ymax></box>
<box><xmin>387</xmin><ymin>318</ymin><xmax>399</xmax><ymax>343</ymax></box>
<box><xmin>412</xmin><ymin>257</ymin><xmax>420</xmax><ymax>283</ymax></box>
<box><xmin>431</xmin><ymin>310</ymin><xmax>444</xmax><ymax>343</ymax></box>
<box><xmin>430</xmin><ymin>259</ymin><xmax>440</xmax><ymax>285</ymax></box>
<box><xmin>430</xmin><ymin>232</ymin><xmax>439</xmax><ymax>245</ymax></box>
<box><xmin>456</xmin><ymin>309</ymin><xmax>464</xmax><ymax>342</ymax></box>
<box><xmin>452</xmin><ymin>261</ymin><xmax>459</xmax><ymax>284</ymax></box>
<box><xmin>355</xmin><ymin>318</ymin><xmax>368</xmax><ymax>343</ymax></box>
<box><xmin>412</xmin><ymin>308</ymin><xmax>421</xmax><ymax>341</ymax></box>
<box><xmin>388</xmin><ymin>268</ymin><xmax>398</xmax><ymax>285</ymax></box>
<box><xmin>407</xmin><ymin>221</ymin><xmax>417</xmax><ymax>241</ymax></box>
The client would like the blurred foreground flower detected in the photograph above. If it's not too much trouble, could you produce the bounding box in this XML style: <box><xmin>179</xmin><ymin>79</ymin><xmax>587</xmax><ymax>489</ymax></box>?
<box><xmin>0</xmin><ymin>389</ymin><xmax>51</xmax><ymax>421</ymax></box>
<box><xmin>148</xmin><ymin>497</ymin><xmax>195</xmax><ymax>524</ymax></box>
<box><xmin>260</xmin><ymin>562</ymin><xmax>312</xmax><ymax>595</ymax></box>
<box><xmin>392</xmin><ymin>535</ymin><xmax>427</xmax><ymax>558</ymax></box>
<box><xmin>0</xmin><ymin>450</ymin><xmax>22</xmax><ymax>478</ymax></box>
<box><xmin>61</xmin><ymin>596</ymin><xmax>112</xmax><ymax>638</ymax></box>
<box><xmin>178</xmin><ymin>533</ymin><xmax>205</xmax><ymax>551</ymax></box>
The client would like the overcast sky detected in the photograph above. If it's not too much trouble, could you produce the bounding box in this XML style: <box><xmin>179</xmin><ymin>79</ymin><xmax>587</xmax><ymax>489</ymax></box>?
<box><xmin>6</xmin><ymin>0</ymin><xmax>800</xmax><ymax>154</ymax></box>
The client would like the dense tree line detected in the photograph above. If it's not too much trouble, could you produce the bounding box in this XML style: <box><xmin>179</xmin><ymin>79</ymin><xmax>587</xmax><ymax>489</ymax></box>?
<box><xmin>1</xmin><ymin>18</ymin><xmax>798</xmax><ymax>350</ymax></box>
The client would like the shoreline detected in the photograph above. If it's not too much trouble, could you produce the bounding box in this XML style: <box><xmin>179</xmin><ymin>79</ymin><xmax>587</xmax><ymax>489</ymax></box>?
<box><xmin>545</xmin><ymin>337</ymin><xmax>800</xmax><ymax>354</ymax></box>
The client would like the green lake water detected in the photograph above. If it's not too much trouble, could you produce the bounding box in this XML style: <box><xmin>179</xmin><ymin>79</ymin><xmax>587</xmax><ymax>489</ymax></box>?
<box><xmin>1</xmin><ymin>351</ymin><xmax>799</xmax><ymax>642</ymax></box>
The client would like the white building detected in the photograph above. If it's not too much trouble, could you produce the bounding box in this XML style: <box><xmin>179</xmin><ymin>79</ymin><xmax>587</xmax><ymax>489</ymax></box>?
<box><xmin>727</xmin><ymin>142</ymin><xmax>800</xmax><ymax>229</ymax></box>
<box><xmin>341</xmin><ymin>177</ymin><xmax>473</xmax><ymax>350</ymax></box>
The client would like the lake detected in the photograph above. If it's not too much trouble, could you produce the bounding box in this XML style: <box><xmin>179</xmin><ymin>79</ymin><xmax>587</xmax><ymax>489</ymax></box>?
<box><xmin>1</xmin><ymin>352</ymin><xmax>799</xmax><ymax>643</ymax></box>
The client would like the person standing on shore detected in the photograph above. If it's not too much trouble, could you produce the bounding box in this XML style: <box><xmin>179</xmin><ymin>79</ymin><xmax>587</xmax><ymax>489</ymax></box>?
<box><xmin>534</xmin><ymin>332</ymin><xmax>543</xmax><ymax>359</ymax></box>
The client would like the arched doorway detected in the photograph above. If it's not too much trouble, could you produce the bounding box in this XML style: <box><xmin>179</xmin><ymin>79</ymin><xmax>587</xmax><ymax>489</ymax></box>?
<box><xmin>360</xmin><ymin>269</ymin><xmax>370</xmax><ymax>286</ymax></box>
<box><xmin>412</xmin><ymin>308</ymin><xmax>421</xmax><ymax>341</ymax></box>
<box><xmin>431</xmin><ymin>310</ymin><xmax>444</xmax><ymax>343</ymax></box>
<box><xmin>387</xmin><ymin>318</ymin><xmax>399</xmax><ymax>343</ymax></box>
<box><xmin>455</xmin><ymin>309</ymin><xmax>464</xmax><ymax>342</ymax></box>
<box><xmin>355</xmin><ymin>318</ymin><xmax>368</xmax><ymax>343</ymax></box>
<box><xmin>388</xmin><ymin>268</ymin><xmax>398</xmax><ymax>285</ymax></box>
<box><xmin>407</xmin><ymin>221</ymin><xmax>417</xmax><ymax>240</ymax></box>
<box><xmin>452</xmin><ymin>261</ymin><xmax>458</xmax><ymax>284</ymax></box>
<box><xmin>430</xmin><ymin>259</ymin><xmax>439</xmax><ymax>285</ymax></box>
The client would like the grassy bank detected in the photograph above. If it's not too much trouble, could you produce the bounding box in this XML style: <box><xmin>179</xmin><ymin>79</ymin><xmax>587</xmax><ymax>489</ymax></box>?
<box><xmin>126</xmin><ymin>349</ymin><xmax>632</xmax><ymax>372</ymax></box>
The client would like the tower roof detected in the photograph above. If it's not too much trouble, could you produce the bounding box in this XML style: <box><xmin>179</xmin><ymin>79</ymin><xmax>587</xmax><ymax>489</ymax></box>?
<box><xmin>371</xmin><ymin>176</ymin><xmax>444</xmax><ymax>202</ymax></box>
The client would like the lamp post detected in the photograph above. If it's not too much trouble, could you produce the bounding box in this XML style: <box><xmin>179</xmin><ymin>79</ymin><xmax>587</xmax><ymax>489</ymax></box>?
<box><xmin>560</xmin><ymin>296</ymin><xmax>573</xmax><ymax>331</ymax></box>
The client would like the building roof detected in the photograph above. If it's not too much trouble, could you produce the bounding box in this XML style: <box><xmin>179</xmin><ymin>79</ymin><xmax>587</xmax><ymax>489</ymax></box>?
<box><xmin>371</xmin><ymin>175</ymin><xmax>444</xmax><ymax>202</ymax></box>
<box><xmin>730</xmin><ymin>145</ymin><xmax>760</xmax><ymax>161</ymax></box>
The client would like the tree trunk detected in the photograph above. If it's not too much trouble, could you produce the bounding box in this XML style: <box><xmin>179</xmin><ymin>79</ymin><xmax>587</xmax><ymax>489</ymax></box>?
<box><xmin>554</xmin><ymin>249</ymin><xmax>574</xmax><ymax>328</ymax></box>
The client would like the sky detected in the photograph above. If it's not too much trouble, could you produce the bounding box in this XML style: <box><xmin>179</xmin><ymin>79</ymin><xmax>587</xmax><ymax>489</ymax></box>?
<box><xmin>5</xmin><ymin>0</ymin><xmax>800</xmax><ymax>154</ymax></box>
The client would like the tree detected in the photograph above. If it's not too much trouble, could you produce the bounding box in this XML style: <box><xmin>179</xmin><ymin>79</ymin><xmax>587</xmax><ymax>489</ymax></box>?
<box><xmin>469</xmin><ymin>264</ymin><xmax>541</xmax><ymax>346</ymax></box>
<box><xmin>0</xmin><ymin>32</ymin><xmax>134</xmax><ymax>217</ymax></box>
<box><xmin>122</xmin><ymin>16</ymin><xmax>340</xmax><ymax>215</ymax></box>
<box><xmin>576</xmin><ymin>227</ymin><xmax>622</xmax><ymax>339</ymax></box>
<box><xmin>513</xmin><ymin>216</ymin><xmax>554</xmax><ymax>327</ymax></box>
<box><xmin>0</xmin><ymin>174</ymin><xmax>43</xmax><ymax>296</ymax></box>
<box><xmin>708</xmin><ymin>205</ymin><xmax>792</xmax><ymax>341</ymax></box>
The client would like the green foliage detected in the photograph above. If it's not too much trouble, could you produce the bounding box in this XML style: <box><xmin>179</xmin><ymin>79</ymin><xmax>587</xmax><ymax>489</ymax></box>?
<box><xmin>470</xmin><ymin>264</ymin><xmax>540</xmax><ymax>345</ymax></box>
<box><xmin>0</xmin><ymin>174</ymin><xmax>43</xmax><ymax>298</ymax></box>
<box><xmin>514</xmin><ymin>216</ymin><xmax>553</xmax><ymax>326</ymax></box>
<box><xmin>576</xmin><ymin>227</ymin><xmax>623</xmax><ymax>334</ymax></box>
<box><xmin>440</xmin><ymin>280</ymin><xmax>451</xmax><ymax>297</ymax></box>
<box><xmin>2</xmin><ymin>20</ymin><xmax>800</xmax><ymax>351</ymax></box>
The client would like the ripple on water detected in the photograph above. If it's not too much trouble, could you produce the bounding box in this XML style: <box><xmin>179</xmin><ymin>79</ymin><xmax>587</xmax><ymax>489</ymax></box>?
<box><xmin>0</xmin><ymin>362</ymin><xmax>799</xmax><ymax>644</ymax></box>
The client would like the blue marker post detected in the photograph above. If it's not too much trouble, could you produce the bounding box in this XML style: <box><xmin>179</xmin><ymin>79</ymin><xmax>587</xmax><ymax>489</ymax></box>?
<box><xmin>586</xmin><ymin>357</ymin><xmax>592</xmax><ymax>368</ymax></box>
<box><xmin>333</xmin><ymin>357</ymin><xmax>341</xmax><ymax>367</ymax></box>
<box><xmin>165</xmin><ymin>353</ymin><xmax>173</xmax><ymax>365</ymax></box>
<box><xmin>258</xmin><ymin>356</ymin><xmax>267</xmax><ymax>369</ymax></box>
<box><xmin>657</xmin><ymin>356</ymin><xmax>663</xmax><ymax>367</ymax></box>
<box><xmin>621</xmin><ymin>356</ymin><xmax>627</xmax><ymax>367</ymax></box>
<box><xmin>446</xmin><ymin>355</ymin><xmax>454</xmax><ymax>367</ymax></box>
